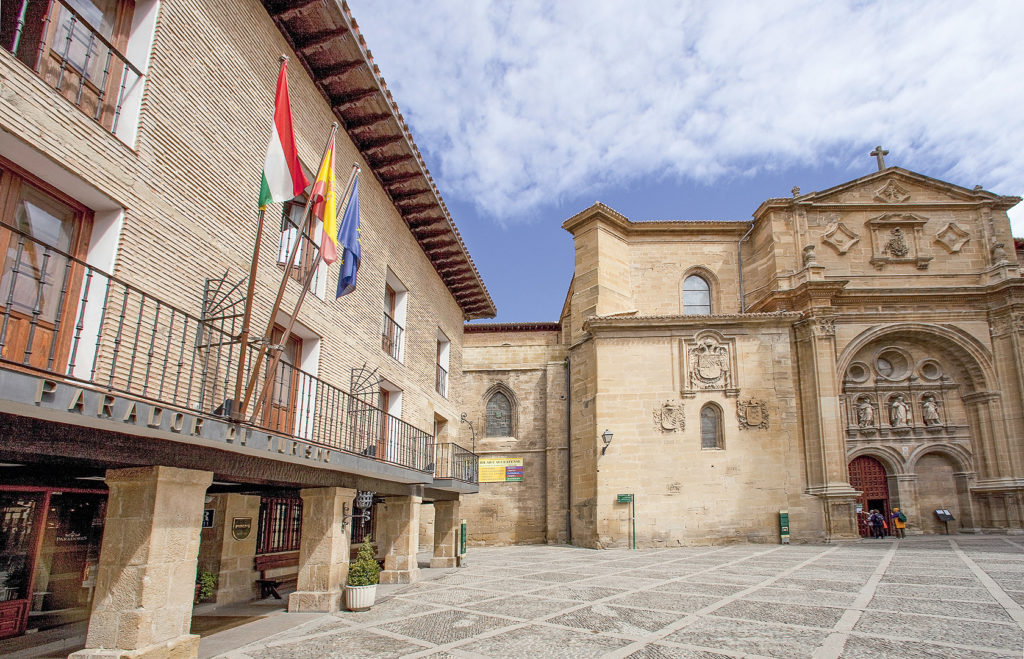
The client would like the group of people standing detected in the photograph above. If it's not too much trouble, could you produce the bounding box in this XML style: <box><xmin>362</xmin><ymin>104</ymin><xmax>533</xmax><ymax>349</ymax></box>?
<box><xmin>866</xmin><ymin>507</ymin><xmax>907</xmax><ymax>538</ymax></box>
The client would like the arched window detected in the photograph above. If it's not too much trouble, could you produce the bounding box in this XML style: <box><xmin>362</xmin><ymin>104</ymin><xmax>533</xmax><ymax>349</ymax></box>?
<box><xmin>485</xmin><ymin>391</ymin><xmax>512</xmax><ymax>436</ymax></box>
<box><xmin>700</xmin><ymin>404</ymin><xmax>723</xmax><ymax>449</ymax></box>
<box><xmin>683</xmin><ymin>275</ymin><xmax>711</xmax><ymax>315</ymax></box>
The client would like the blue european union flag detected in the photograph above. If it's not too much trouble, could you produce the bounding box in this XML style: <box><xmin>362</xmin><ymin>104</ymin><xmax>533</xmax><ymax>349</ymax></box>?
<box><xmin>336</xmin><ymin>177</ymin><xmax>361</xmax><ymax>297</ymax></box>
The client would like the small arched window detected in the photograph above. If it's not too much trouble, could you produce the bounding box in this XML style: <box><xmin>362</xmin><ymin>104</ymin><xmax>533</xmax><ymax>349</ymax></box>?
<box><xmin>485</xmin><ymin>391</ymin><xmax>512</xmax><ymax>436</ymax></box>
<box><xmin>683</xmin><ymin>275</ymin><xmax>711</xmax><ymax>315</ymax></box>
<box><xmin>700</xmin><ymin>404</ymin><xmax>723</xmax><ymax>449</ymax></box>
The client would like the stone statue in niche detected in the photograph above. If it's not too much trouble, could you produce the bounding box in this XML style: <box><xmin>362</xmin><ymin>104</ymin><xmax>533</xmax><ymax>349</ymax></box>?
<box><xmin>653</xmin><ymin>400</ymin><xmax>685</xmax><ymax>432</ymax></box>
<box><xmin>688</xmin><ymin>336</ymin><xmax>731</xmax><ymax>390</ymax></box>
<box><xmin>889</xmin><ymin>396</ymin><xmax>910</xmax><ymax>428</ymax></box>
<box><xmin>857</xmin><ymin>399</ymin><xmax>875</xmax><ymax>427</ymax></box>
<box><xmin>922</xmin><ymin>396</ymin><xmax>942</xmax><ymax>426</ymax></box>
<box><xmin>737</xmin><ymin>399</ymin><xmax>769</xmax><ymax>430</ymax></box>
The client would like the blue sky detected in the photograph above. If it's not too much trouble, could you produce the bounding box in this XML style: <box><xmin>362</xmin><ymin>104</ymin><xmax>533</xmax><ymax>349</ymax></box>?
<box><xmin>347</xmin><ymin>1</ymin><xmax>1024</xmax><ymax>323</ymax></box>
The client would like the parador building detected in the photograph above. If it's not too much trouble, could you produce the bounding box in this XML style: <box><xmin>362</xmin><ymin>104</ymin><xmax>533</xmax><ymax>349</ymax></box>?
<box><xmin>0</xmin><ymin>0</ymin><xmax>1023</xmax><ymax>656</ymax></box>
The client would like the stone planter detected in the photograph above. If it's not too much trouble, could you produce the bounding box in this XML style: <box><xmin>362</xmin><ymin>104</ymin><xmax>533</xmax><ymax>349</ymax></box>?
<box><xmin>344</xmin><ymin>584</ymin><xmax>376</xmax><ymax>611</ymax></box>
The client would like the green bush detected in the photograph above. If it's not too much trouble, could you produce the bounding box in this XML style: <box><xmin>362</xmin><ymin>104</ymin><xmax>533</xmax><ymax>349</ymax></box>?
<box><xmin>196</xmin><ymin>569</ymin><xmax>217</xmax><ymax>600</ymax></box>
<box><xmin>347</xmin><ymin>539</ymin><xmax>379</xmax><ymax>586</ymax></box>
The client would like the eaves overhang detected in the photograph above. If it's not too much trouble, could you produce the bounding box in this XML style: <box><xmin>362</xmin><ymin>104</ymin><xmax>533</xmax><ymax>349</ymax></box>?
<box><xmin>262</xmin><ymin>0</ymin><xmax>496</xmax><ymax>319</ymax></box>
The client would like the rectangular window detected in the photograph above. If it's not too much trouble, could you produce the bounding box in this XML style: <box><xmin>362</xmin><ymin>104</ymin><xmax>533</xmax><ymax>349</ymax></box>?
<box><xmin>381</xmin><ymin>271</ymin><xmax>407</xmax><ymax>362</ymax></box>
<box><xmin>278</xmin><ymin>199</ymin><xmax>325</xmax><ymax>297</ymax></box>
<box><xmin>0</xmin><ymin>160</ymin><xmax>93</xmax><ymax>371</ymax></box>
<box><xmin>256</xmin><ymin>496</ymin><xmax>302</xmax><ymax>554</ymax></box>
<box><xmin>436</xmin><ymin>331</ymin><xmax>450</xmax><ymax>398</ymax></box>
<box><xmin>2</xmin><ymin>0</ymin><xmax>144</xmax><ymax>135</ymax></box>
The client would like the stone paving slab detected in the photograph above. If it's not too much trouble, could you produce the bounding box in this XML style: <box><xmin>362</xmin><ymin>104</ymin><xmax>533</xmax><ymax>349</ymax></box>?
<box><xmin>212</xmin><ymin>537</ymin><xmax>1024</xmax><ymax>659</ymax></box>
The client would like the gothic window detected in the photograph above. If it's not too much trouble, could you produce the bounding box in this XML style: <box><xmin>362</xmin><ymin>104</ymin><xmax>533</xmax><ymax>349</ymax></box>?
<box><xmin>700</xmin><ymin>404</ymin><xmax>723</xmax><ymax>449</ymax></box>
<box><xmin>683</xmin><ymin>275</ymin><xmax>711</xmax><ymax>315</ymax></box>
<box><xmin>485</xmin><ymin>391</ymin><xmax>512</xmax><ymax>436</ymax></box>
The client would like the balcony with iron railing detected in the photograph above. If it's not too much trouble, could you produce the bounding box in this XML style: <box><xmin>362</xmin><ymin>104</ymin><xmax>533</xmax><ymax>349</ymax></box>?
<box><xmin>435</xmin><ymin>363</ymin><xmax>447</xmax><ymax>398</ymax></box>
<box><xmin>381</xmin><ymin>311</ymin><xmax>403</xmax><ymax>361</ymax></box>
<box><xmin>0</xmin><ymin>222</ymin><xmax>476</xmax><ymax>479</ymax></box>
<box><xmin>433</xmin><ymin>443</ymin><xmax>478</xmax><ymax>486</ymax></box>
<box><xmin>3</xmin><ymin>0</ymin><xmax>144</xmax><ymax>135</ymax></box>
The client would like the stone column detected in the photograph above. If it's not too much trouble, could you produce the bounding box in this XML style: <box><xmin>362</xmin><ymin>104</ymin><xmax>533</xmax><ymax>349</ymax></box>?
<box><xmin>894</xmin><ymin>474</ymin><xmax>921</xmax><ymax>535</ymax></box>
<box><xmin>71</xmin><ymin>466</ymin><xmax>212</xmax><ymax>659</ymax></box>
<box><xmin>379</xmin><ymin>495</ymin><xmax>421</xmax><ymax>584</ymax></box>
<box><xmin>288</xmin><ymin>487</ymin><xmax>356</xmax><ymax>613</ymax></box>
<box><xmin>430</xmin><ymin>499</ymin><xmax>460</xmax><ymax>568</ymax></box>
<box><xmin>214</xmin><ymin>494</ymin><xmax>261</xmax><ymax>604</ymax></box>
<box><xmin>954</xmin><ymin>472</ymin><xmax>978</xmax><ymax>533</ymax></box>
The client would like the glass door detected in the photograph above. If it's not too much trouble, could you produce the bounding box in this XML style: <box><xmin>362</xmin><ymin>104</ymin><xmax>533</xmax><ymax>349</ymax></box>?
<box><xmin>0</xmin><ymin>492</ymin><xmax>45</xmax><ymax>639</ymax></box>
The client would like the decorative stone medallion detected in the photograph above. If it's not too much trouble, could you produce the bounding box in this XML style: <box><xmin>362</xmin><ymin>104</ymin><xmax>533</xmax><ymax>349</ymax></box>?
<box><xmin>874</xmin><ymin>179</ymin><xmax>911</xmax><ymax>203</ymax></box>
<box><xmin>866</xmin><ymin>213</ymin><xmax>933</xmax><ymax>269</ymax></box>
<box><xmin>822</xmin><ymin>222</ymin><xmax>860</xmax><ymax>255</ymax></box>
<box><xmin>653</xmin><ymin>400</ymin><xmax>685</xmax><ymax>432</ymax></box>
<box><xmin>934</xmin><ymin>222</ymin><xmax>970</xmax><ymax>254</ymax></box>
<box><xmin>737</xmin><ymin>399</ymin><xmax>769</xmax><ymax>430</ymax></box>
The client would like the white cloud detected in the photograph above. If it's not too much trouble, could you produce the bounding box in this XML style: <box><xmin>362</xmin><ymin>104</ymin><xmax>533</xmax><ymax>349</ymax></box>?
<box><xmin>350</xmin><ymin>0</ymin><xmax>1024</xmax><ymax>232</ymax></box>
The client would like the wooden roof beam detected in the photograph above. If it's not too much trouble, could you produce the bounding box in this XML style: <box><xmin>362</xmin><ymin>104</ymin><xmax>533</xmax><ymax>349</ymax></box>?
<box><xmin>296</xmin><ymin>29</ymin><xmax>343</xmax><ymax>52</ymax></box>
<box><xmin>331</xmin><ymin>89</ymin><xmax>377</xmax><ymax>111</ymax></box>
<box><xmin>382</xmin><ymin>171</ymin><xmax>423</xmax><ymax>186</ymax></box>
<box><xmin>267</xmin><ymin>0</ymin><xmax>319</xmax><ymax>19</ymax></box>
<box><xmin>344</xmin><ymin>112</ymin><xmax>393</xmax><ymax>130</ymax></box>
<box><xmin>317</xmin><ymin>59</ymin><xmax>364</xmax><ymax>85</ymax></box>
<box><xmin>359</xmin><ymin>134</ymin><xmax>405</xmax><ymax>152</ymax></box>
<box><xmin>399</xmin><ymin>203</ymin><xmax>436</xmax><ymax>215</ymax></box>
<box><xmin>370</xmin><ymin>153</ymin><xmax>414</xmax><ymax>169</ymax></box>
<box><xmin>390</xmin><ymin>188</ymin><xmax>432</xmax><ymax>202</ymax></box>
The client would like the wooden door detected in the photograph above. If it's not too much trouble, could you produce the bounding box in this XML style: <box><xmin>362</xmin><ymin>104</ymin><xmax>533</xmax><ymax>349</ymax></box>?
<box><xmin>0</xmin><ymin>166</ymin><xmax>91</xmax><ymax>373</ymax></box>
<box><xmin>849</xmin><ymin>456</ymin><xmax>891</xmax><ymax>537</ymax></box>
<box><xmin>263</xmin><ymin>326</ymin><xmax>301</xmax><ymax>434</ymax></box>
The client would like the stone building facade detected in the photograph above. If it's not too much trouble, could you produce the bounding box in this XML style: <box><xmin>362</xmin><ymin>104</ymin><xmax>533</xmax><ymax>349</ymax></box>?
<box><xmin>461</xmin><ymin>165</ymin><xmax>1024</xmax><ymax>547</ymax></box>
<box><xmin>0</xmin><ymin>0</ymin><xmax>488</xmax><ymax>654</ymax></box>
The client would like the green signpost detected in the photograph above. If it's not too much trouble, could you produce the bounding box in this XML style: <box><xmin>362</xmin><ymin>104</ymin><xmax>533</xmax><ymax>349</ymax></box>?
<box><xmin>617</xmin><ymin>494</ymin><xmax>636</xmax><ymax>549</ymax></box>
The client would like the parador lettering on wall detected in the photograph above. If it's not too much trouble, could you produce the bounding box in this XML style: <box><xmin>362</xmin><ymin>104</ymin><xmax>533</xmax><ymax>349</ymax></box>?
<box><xmin>29</xmin><ymin>377</ymin><xmax>332</xmax><ymax>464</ymax></box>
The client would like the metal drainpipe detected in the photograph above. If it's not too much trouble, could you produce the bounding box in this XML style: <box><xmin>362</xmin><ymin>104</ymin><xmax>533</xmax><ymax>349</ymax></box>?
<box><xmin>565</xmin><ymin>355</ymin><xmax>572</xmax><ymax>544</ymax></box>
<box><xmin>737</xmin><ymin>221</ymin><xmax>755</xmax><ymax>313</ymax></box>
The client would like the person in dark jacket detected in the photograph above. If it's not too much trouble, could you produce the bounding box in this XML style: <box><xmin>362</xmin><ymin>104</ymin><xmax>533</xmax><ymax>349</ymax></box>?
<box><xmin>868</xmin><ymin>509</ymin><xmax>885</xmax><ymax>539</ymax></box>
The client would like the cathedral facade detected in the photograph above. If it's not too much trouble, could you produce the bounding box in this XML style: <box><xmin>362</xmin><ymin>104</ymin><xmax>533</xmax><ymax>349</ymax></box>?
<box><xmin>460</xmin><ymin>164</ymin><xmax>1024</xmax><ymax>547</ymax></box>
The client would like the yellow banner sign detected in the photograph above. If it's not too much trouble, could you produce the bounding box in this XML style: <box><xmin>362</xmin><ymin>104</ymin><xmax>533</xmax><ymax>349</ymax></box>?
<box><xmin>478</xmin><ymin>457</ymin><xmax>523</xmax><ymax>483</ymax></box>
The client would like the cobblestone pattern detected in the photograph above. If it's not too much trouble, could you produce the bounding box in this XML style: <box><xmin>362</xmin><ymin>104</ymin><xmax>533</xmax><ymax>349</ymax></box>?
<box><xmin>220</xmin><ymin>536</ymin><xmax>1024</xmax><ymax>658</ymax></box>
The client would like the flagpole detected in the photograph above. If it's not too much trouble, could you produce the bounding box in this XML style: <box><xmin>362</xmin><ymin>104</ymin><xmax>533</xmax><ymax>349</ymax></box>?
<box><xmin>232</xmin><ymin>58</ymin><xmax>294</xmax><ymax>420</ymax></box>
<box><xmin>237</xmin><ymin>123</ymin><xmax>339</xmax><ymax>420</ymax></box>
<box><xmin>248</xmin><ymin>163</ymin><xmax>360</xmax><ymax>424</ymax></box>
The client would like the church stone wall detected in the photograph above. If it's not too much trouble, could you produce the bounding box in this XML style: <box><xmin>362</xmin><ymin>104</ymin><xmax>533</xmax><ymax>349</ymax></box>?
<box><xmin>628</xmin><ymin>236</ymin><xmax>742</xmax><ymax>315</ymax></box>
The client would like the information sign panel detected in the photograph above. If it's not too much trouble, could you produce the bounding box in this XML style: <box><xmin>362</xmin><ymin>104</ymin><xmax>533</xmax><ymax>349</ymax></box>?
<box><xmin>479</xmin><ymin>457</ymin><xmax>524</xmax><ymax>482</ymax></box>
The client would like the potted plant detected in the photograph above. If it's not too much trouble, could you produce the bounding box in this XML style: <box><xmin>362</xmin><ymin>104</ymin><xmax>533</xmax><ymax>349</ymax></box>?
<box><xmin>344</xmin><ymin>539</ymin><xmax>379</xmax><ymax>611</ymax></box>
<box><xmin>195</xmin><ymin>569</ymin><xmax>217</xmax><ymax>604</ymax></box>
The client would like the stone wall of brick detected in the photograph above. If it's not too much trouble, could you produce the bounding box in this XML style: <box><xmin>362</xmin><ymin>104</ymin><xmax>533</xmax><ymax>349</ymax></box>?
<box><xmin>0</xmin><ymin>0</ymin><xmax>466</xmax><ymax>439</ymax></box>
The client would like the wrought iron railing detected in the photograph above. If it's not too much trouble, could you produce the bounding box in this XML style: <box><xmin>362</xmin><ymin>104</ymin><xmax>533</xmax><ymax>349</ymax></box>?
<box><xmin>433</xmin><ymin>443</ymin><xmax>478</xmax><ymax>484</ymax></box>
<box><xmin>435</xmin><ymin>363</ymin><xmax>447</xmax><ymax>398</ymax></box>
<box><xmin>0</xmin><ymin>223</ymin><xmax>436</xmax><ymax>473</ymax></box>
<box><xmin>3</xmin><ymin>0</ymin><xmax>143</xmax><ymax>133</ymax></box>
<box><xmin>381</xmin><ymin>312</ymin><xmax>403</xmax><ymax>361</ymax></box>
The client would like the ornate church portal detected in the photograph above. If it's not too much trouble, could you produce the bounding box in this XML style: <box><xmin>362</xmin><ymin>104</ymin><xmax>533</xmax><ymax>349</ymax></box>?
<box><xmin>848</xmin><ymin>456</ymin><xmax>891</xmax><ymax>537</ymax></box>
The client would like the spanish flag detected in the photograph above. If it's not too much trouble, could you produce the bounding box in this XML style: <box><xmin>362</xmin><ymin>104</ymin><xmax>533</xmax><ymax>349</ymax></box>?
<box><xmin>258</xmin><ymin>59</ymin><xmax>309</xmax><ymax>209</ymax></box>
<box><xmin>313</xmin><ymin>134</ymin><xmax>338</xmax><ymax>264</ymax></box>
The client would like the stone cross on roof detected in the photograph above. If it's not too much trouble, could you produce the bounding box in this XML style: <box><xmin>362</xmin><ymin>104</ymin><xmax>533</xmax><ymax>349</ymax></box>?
<box><xmin>870</xmin><ymin>145</ymin><xmax>889</xmax><ymax>171</ymax></box>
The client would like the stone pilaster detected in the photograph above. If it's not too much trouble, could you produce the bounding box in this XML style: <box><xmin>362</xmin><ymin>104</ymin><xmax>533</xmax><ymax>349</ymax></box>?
<box><xmin>214</xmin><ymin>494</ymin><xmax>260</xmax><ymax>604</ymax></box>
<box><xmin>288</xmin><ymin>487</ymin><xmax>356</xmax><ymax>613</ymax></box>
<box><xmin>894</xmin><ymin>474</ymin><xmax>922</xmax><ymax>535</ymax></box>
<box><xmin>430</xmin><ymin>499</ymin><xmax>460</xmax><ymax>568</ymax></box>
<box><xmin>71</xmin><ymin>466</ymin><xmax>213</xmax><ymax>659</ymax></box>
<box><xmin>794</xmin><ymin>314</ymin><xmax>859</xmax><ymax>539</ymax></box>
<box><xmin>379</xmin><ymin>495</ymin><xmax>422</xmax><ymax>584</ymax></box>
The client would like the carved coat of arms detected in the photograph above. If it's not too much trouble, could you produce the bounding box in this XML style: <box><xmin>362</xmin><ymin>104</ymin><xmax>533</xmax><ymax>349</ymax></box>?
<box><xmin>883</xmin><ymin>228</ymin><xmax>909</xmax><ymax>257</ymax></box>
<box><xmin>688</xmin><ymin>337</ymin><xmax>731</xmax><ymax>390</ymax></box>
<box><xmin>653</xmin><ymin>400</ymin><xmax>685</xmax><ymax>432</ymax></box>
<box><xmin>737</xmin><ymin>399</ymin><xmax>769</xmax><ymax>430</ymax></box>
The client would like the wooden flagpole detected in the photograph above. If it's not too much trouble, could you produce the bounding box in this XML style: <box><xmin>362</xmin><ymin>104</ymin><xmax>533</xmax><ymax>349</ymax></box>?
<box><xmin>232</xmin><ymin>55</ymin><xmax>292</xmax><ymax>420</ymax></box>
<box><xmin>248</xmin><ymin>163</ymin><xmax>360</xmax><ymax>424</ymax></box>
<box><xmin>236</xmin><ymin>123</ymin><xmax>339</xmax><ymax>419</ymax></box>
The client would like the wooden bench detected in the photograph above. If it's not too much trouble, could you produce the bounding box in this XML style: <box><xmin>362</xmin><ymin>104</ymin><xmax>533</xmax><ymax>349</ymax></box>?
<box><xmin>254</xmin><ymin>551</ymin><xmax>299</xmax><ymax>600</ymax></box>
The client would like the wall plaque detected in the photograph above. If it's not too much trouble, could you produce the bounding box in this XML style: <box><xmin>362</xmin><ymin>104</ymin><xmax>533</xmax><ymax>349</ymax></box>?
<box><xmin>231</xmin><ymin>517</ymin><xmax>253</xmax><ymax>540</ymax></box>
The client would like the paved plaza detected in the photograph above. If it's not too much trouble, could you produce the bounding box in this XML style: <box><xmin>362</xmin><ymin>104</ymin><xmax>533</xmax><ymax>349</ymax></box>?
<box><xmin>216</xmin><ymin>536</ymin><xmax>1024</xmax><ymax>659</ymax></box>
